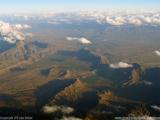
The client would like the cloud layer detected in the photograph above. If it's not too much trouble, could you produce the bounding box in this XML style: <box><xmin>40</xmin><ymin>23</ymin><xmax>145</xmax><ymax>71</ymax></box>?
<box><xmin>79</xmin><ymin>11</ymin><xmax>160</xmax><ymax>26</ymax></box>
<box><xmin>109</xmin><ymin>62</ymin><xmax>133</xmax><ymax>69</ymax></box>
<box><xmin>66</xmin><ymin>37</ymin><xmax>92</xmax><ymax>44</ymax></box>
<box><xmin>46</xmin><ymin>11</ymin><xmax>160</xmax><ymax>26</ymax></box>
<box><xmin>96</xmin><ymin>15</ymin><xmax>160</xmax><ymax>26</ymax></box>
<box><xmin>0</xmin><ymin>21</ymin><xmax>31</xmax><ymax>44</ymax></box>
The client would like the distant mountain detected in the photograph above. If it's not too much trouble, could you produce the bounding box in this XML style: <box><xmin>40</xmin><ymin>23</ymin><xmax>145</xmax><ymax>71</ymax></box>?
<box><xmin>57</xmin><ymin>49</ymin><xmax>159</xmax><ymax>86</ymax></box>
<box><xmin>0</xmin><ymin>41</ymin><xmax>31</xmax><ymax>61</ymax></box>
<box><xmin>0</xmin><ymin>40</ymin><xmax>15</xmax><ymax>53</ymax></box>
<box><xmin>0</xmin><ymin>40</ymin><xmax>51</xmax><ymax>63</ymax></box>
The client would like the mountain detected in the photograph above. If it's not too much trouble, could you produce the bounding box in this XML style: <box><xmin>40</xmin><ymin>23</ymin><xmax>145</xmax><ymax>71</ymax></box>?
<box><xmin>0</xmin><ymin>40</ymin><xmax>15</xmax><ymax>53</ymax></box>
<box><xmin>53</xmin><ymin>79</ymin><xmax>88</xmax><ymax>104</ymax></box>
<box><xmin>0</xmin><ymin>13</ymin><xmax>160</xmax><ymax>119</ymax></box>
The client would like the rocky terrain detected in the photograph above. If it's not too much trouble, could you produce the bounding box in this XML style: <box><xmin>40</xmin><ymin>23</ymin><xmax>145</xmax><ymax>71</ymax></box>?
<box><xmin>0</xmin><ymin>14</ymin><xmax>160</xmax><ymax>119</ymax></box>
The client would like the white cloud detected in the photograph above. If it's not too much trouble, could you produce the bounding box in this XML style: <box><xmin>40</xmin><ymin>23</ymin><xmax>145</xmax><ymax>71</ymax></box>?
<box><xmin>105</xmin><ymin>16</ymin><xmax>126</xmax><ymax>25</ymax></box>
<box><xmin>48</xmin><ymin>21</ymin><xmax>59</xmax><ymax>25</ymax></box>
<box><xmin>60</xmin><ymin>116</ymin><xmax>83</xmax><ymax>120</ymax></box>
<box><xmin>87</xmin><ymin>11</ymin><xmax>160</xmax><ymax>26</ymax></box>
<box><xmin>143</xmin><ymin>80</ymin><xmax>153</xmax><ymax>85</ymax></box>
<box><xmin>155</xmin><ymin>50</ymin><xmax>160</xmax><ymax>56</ymax></box>
<box><xmin>79</xmin><ymin>38</ymin><xmax>92</xmax><ymax>44</ymax></box>
<box><xmin>43</xmin><ymin>105</ymin><xmax>60</xmax><ymax>114</ymax></box>
<box><xmin>61</xmin><ymin>106</ymin><xmax>74</xmax><ymax>114</ymax></box>
<box><xmin>110</xmin><ymin>62</ymin><xmax>133</xmax><ymax>69</ymax></box>
<box><xmin>127</xmin><ymin>17</ymin><xmax>143</xmax><ymax>25</ymax></box>
<box><xmin>42</xmin><ymin>105</ymin><xmax>82</xmax><ymax>120</ymax></box>
<box><xmin>15</xmin><ymin>24</ymin><xmax>31</xmax><ymax>30</ymax></box>
<box><xmin>43</xmin><ymin>105</ymin><xmax>74</xmax><ymax>114</ymax></box>
<box><xmin>66</xmin><ymin>37</ymin><xmax>92</xmax><ymax>44</ymax></box>
<box><xmin>0</xmin><ymin>21</ymin><xmax>31</xmax><ymax>44</ymax></box>
<box><xmin>151</xmin><ymin>105</ymin><xmax>160</xmax><ymax>111</ymax></box>
<box><xmin>48</xmin><ymin>11</ymin><xmax>160</xmax><ymax>26</ymax></box>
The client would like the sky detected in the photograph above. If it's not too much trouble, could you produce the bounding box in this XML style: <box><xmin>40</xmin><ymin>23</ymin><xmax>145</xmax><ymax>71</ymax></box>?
<box><xmin>0</xmin><ymin>0</ymin><xmax>160</xmax><ymax>14</ymax></box>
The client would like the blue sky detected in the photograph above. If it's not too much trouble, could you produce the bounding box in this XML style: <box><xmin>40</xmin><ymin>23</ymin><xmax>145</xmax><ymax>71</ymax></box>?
<box><xmin>0</xmin><ymin>0</ymin><xmax>160</xmax><ymax>13</ymax></box>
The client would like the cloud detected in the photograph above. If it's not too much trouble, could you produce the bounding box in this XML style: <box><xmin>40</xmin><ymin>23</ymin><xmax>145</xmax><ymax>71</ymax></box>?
<box><xmin>48</xmin><ymin>21</ymin><xmax>60</xmax><ymax>25</ymax></box>
<box><xmin>0</xmin><ymin>21</ymin><xmax>31</xmax><ymax>44</ymax></box>
<box><xmin>47</xmin><ymin>11</ymin><xmax>160</xmax><ymax>26</ymax></box>
<box><xmin>43</xmin><ymin>105</ymin><xmax>82</xmax><ymax>120</ymax></box>
<box><xmin>155</xmin><ymin>50</ymin><xmax>160</xmax><ymax>56</ymax></box>
<box><xmin>143</xmin><ymin>80</ymin><xmax>153</xmax><ymax>85</ymax></box>
<box><xmin>109</xmin><ymin>62</ymin><xmax>133</xmax><ymax>69</ymax></box>
<box><xmin>42</xmin><ymin>105</ymin><xmax>74</xmax><ymax>114</ymax></box>
<box><xmin>66</xmin><ymin>37</ymin><xmax>92</xmax><ymax>44</ymax></box>
<box><xmin>43</xmin><ymin>105</ymin><xmax>60</xmax><ymax>114</ymax></box>
<box><xmin>85</xmin><ymin>11</ymin><xmax>160</xmax><ymax>26</ymax></box>
<box><xmin>105</xmin><ymin>16</ymin><xmax>126</xmax><ymax>26</ymax></box>
<box><xmin>61</xmin><ymin>106</ymin><xmax>74</xmax><ymax>114</ymax></box>
<box><xmin>60</xmin><ymin>116</ymin><xmax>83</xmax><ymax>120</ymax></box>
<box><xmin>13</xmin><ymin>14</ymin><xmax>30</xmax><ymax>20</ymax></box>
<box><xmin>127</xmin><ymin>17</ymin><xmax>143</xmax><ymax>25</ymax></box>
<box><xmin>15</xmin><ymin>24</ymin><xmax>31</xmax><ymax>30</ymax></box>
<box><xmin>151</xmin><ymin>105</ymin><xmax>160</xmax><ymax>111</ymax></box>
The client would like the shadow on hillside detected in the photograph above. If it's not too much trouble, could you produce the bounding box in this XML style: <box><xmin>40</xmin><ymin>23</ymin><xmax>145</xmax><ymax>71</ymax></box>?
<box><xmin>34</xmin><ymin>79</ymin><xmax>76</xmax><ymax>108</ymax></box>
<box><xmin>57</xmin><ymin>49</ymin><xmax>138</xmax><ymax>83</ymax></box>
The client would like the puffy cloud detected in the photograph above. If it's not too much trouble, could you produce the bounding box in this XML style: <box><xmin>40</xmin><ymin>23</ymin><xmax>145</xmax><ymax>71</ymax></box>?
<box><xmin>105</xmin><ymin>16</ymin><xmax>126</xmax><ymax>25</ymax></box>
<box><xmin>78</xmin><ymin>38</ymin><xmax>92</xmax><ymax>44</ymax></box>
<box><xmin>109</xmin><ymin>62</ymin><xmax>133</xmax><ymax>69</ymax></box>
<box><xmin>66</xmin><ymin>37</ymin><xmax>92</xmax><ymax>44</ymax></box>
<box><xmin>43</xmin><ymin>105</ymin><xmax>59</xmax><ymax>114</ymax></box>
<box><xmin>42</xmin><ymin>105</ymin><xmax>74</xmax><ymax>114</ymax></box>
<box><xmin>151</xmin><ymin>105</ymin><xmax>160</xmax><ymax>111</ymax></box>
<box><xmin>155</xmin><ymin>50</ymin><xmax>160</xmax><ymax>56</ymax></box>
<box><xmin>60</xmin><ymin>116</ymin><xmax>83</xmax><ymax>120</ymax></box>
<box><xmin>15</xmin><ymin>24</ymin><xmax>31</xmax><ymax>30</ymax></box>
<box><xmin>143</xmin><ymin>80</ymin><xmax>153</xmax><ymax>85</ymax></box>
<box><xmin>127</xmin><ymin>17</ymin><xmax>143</xmax><ymax>25</ymax></box>
<box><xmin>61</xmin><ymin>106</ymin><xmax>74</xmax><ymax>114</ymax></box>
<box><xmin>42</xmin><ymin>105</ymin><xmax>82</xmax><ymax>120</ymax></box>
<box><xmin>0</xmin><ymin>21</ymin><xmax>31</xmax><ymax>44</ymax></box>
